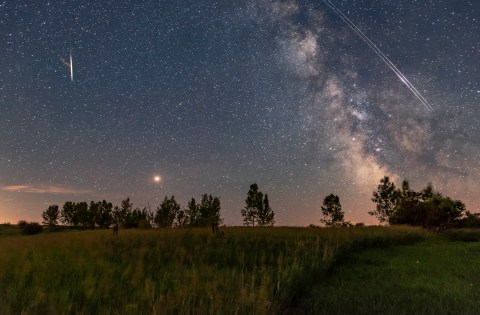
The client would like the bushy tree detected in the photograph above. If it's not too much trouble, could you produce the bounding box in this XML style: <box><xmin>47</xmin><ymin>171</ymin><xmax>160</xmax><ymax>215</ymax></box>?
<box><xmin>371</xmin><ymin>177</ymin><xmax>467</xmax><ymax>228</ymax></box>
<box><xmin>184</xmin><ymin>198</ymin><xmax>200</xmax><ymax>227</ymax></box>
<box><xmin>94</xmin><ymin>200</ymin><xmax>114</xmax><ymax>228</ymax></box>
<box><xmin>130</xmin><ymin>206</ymin><xmax>153</xmax><ymax>228</ymax></box>
<box><xmin>320</xmin><ymin>194</ymin><xmax>345</xmax><ymax>226</ymax></box>
<box><xmin>241</xmin><ymin>183</ymin><xmax>263</xmax><ymax>226</ymax></box>
<box><xmin>75</xmin><ymin>202</ymin><xmax>92</xmax><ymax>229</ymax></box>
<box><xmin>391</xmin><ymin>192</ymin><xmax>465</xmax><ymax>228</ymax></box>
<box><xmin>61</xmin><ymin>201</ymin><xmax>79</xmax><ymax>227</ymax></box>
<box><xmin>399</xmin><ymin>180</ymin><xmax>419</xmax><ymax>204</ymax></box>
<box><xmin>257</xmin><ymin>194</ymin><xmax>275</xmax><ymax>226</ymax></box>
<box><xmin>42</xmin><ymin>205</ymin><xmax>59</xmax><ymax>227</ymax></box>
<box><xmin>154</xmin><ymin>196</ymin><xmax>180</xmax><ymax>228</ymax></box>
<box><xmin>114</xmin><ymin>197</ymin><xmax>134</xmax><ymax>226</ymax></box>
<box><xmin>86</xmin><ymin>201</ymin><xmax>100</xmax><ymax>229</ymax></box>
<box><xmin>175</xmin><ymin>209</ymin><xmax>187</xmax><ymax>227</ymax></box>
<box><xmin>369</xmin><ymin>176</ymin><xmax>399</xmax><ymax>224</ymax></box>
<box><xmin>241</xmin><ymin>183</ymin><xmax>274</xmax><ymax>227</ymax></box>
<box><xmin>60</xmin><ymin>201</ymin><xmax>90</xmax><ymax>228</ymax></box>
<box><xmin>198</xmin><ymin>194</ymin><xmax>223</xmax><ymax>227</ymax></box>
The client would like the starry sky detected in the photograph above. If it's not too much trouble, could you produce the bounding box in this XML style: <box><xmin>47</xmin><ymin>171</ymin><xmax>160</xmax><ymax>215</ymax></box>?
<box><xmin>1</xmin><ymin>0</ymin><xmax>479</xmax><ymax>225</ymax></box>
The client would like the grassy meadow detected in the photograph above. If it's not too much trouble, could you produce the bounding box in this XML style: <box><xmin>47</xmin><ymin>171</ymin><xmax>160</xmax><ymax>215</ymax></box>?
<box><xmin>304</xmin><ymin>237</ymin><xmax>480</xmax><ymax>315</ymax></box>
<box><xmin>0</xmin><ymin>223</ymin><xmax>22</xmax><ymax>237</ymax></box>
<box><xmin>0</xmin><ymin>225</ymin><xmax>478</xmax><ymax>314</ymax></box>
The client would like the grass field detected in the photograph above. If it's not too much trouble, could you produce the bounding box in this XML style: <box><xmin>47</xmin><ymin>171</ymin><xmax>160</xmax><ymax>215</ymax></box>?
<box><xmin>0</xmin><ymin>225</ymin><xmax>478</xmax><ymax>314</ymax></box>
<box><xmin>303</xmin><ymin>234</ymin><xmax>480</xmax><ymax>314</ymax></box>
<box><xmin>0</xmin><ymin>223</ymin><xmax>22</xmax><ymax>237</ymax></box>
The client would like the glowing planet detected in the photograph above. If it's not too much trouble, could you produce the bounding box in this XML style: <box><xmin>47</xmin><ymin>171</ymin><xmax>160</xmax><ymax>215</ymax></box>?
<box><xmin>154</xmin><ymin>175</ymin><xmax>161</xmax><ymax>183</ymax></box>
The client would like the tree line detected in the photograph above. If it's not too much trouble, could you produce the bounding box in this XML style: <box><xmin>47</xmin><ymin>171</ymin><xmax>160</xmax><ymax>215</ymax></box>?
<box><xmin>38</xmin><ymin>183</ymin><xmax>276</xmax><ymax>231</ymax></box>
<box><xmin>27</xmin><ymin>177</ymin><xmax>479</xmax><ymax>232</ymax></box>
<box><xmin>369</xmin><ymin>176</ymin><xmax>471</xmax><ymax>228</ymax></box>
<box><xmin>41</xmin><ymin>194</ymin><xmax>224</xmax><ymax>230</ymax></box>
<box><xmin>319</xmin><ymin>176</ymin><xmax>478</xmax><ymax>229</ymax></box>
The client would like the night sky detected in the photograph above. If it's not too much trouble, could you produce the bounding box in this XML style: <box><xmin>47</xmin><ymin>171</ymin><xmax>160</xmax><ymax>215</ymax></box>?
<box><xmin>1</xmin><ymin>0</ymin><xmax>479</xmax><ymax>225</ymax></box>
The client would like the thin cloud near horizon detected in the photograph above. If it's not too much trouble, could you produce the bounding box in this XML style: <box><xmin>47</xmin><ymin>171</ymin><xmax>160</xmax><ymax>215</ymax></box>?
<box><xmin>1</xmin><ymin>185</ymin><xmax>91</xmax><ymax>195</ymax></box>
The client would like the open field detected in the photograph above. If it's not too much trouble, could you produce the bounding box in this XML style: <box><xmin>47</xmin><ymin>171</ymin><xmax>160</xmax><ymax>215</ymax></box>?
<box><xmin>0</xmin><ymin>224</ymin><xmax>22</xmax><ymax>237</ymax></box>
<box><xmin>0</xmin><ymin>226</ymin><xmax>478</xmax><ymax>314</ymax></box>
<box><xmin>303</xmin><ymin>232</ymin><xmax>480</xmax><ymax>314</ymax></box>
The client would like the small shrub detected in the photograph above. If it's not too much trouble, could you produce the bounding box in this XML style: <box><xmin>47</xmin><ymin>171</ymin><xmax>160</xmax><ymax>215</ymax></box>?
<box><xmin>21</xmin><ymin>222</ymin><xmax>43</xmax><ymax>235</ymax></box>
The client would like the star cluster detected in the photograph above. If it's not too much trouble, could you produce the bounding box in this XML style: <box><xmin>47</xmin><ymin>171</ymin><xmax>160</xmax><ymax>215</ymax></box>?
<box><xmin>1</xmin><ymin>0</ymin><xmax>479</xmax><ymax>225</ymax></box>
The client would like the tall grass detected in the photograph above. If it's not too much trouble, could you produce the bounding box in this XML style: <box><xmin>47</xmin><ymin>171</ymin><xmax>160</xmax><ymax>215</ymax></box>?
<box><xmin>0</xmin><ymin>226</ymin><xmax>427</xmax><ymax>314</ymax></box>
<box><xmin>305</xmin><ymin>237</ymin><xmax>480</xmax><ymax>314</ymax></box>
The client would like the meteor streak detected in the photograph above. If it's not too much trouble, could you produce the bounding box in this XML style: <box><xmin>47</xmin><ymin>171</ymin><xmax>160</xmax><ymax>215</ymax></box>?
<box><xmin>323</xmin><ymin>0</ymin><xmax>434</xmax><ymax>111</ymax></box>
<box><xmin>61</xmin><ymin>47</ymin><xmax>73</xmax><ymax>82</ymax></box>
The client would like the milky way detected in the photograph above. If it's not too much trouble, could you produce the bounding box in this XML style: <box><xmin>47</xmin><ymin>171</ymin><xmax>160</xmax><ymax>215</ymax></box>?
<box><xmin>1</xmin><ymin>0</ymin><xmax>479</xmax><ymax>225</ymax></box>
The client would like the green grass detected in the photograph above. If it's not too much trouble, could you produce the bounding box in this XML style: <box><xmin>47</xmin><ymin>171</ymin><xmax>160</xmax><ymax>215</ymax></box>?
<box><xmin>302</xmin><ymin>238</ymin><xmax>480</xmax><ymax>314</ymax></box>
<box><xmin>0</xmin><ymin>224</ymin><xmax>21</xmax><ymax>237</ymax></box>
<box><xmin>0</xmin><ymin>226</ymin><xmax>468</xmax><ymax>314</ymax></box>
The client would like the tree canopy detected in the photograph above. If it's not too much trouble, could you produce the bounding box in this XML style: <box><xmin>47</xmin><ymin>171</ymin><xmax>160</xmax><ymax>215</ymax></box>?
<box><xmin>241</xmin><ymin>183</ymin><xmax>275</xmax><ymax>226</ymax></box>
<box><xmin>370</xmin><ymin>177</ymin><xmax>467</xmax><ymax>228</ymax></box>
<box><xmin>42</xmin><ymin>205</ymin><xmax>59</xmax><ymax>227</ymax></box>
<box><xmin>369</xmin><ymin>176</ymin><xmax>399</xmax><ymax>224</ymax></box>
<box><xmin>320</xmin><ymin>194</ymin><xmax>346</xmax><ymax>227</ymax></box>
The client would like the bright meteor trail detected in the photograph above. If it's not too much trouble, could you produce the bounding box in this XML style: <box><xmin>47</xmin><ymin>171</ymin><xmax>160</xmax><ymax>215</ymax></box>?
<box><xmin>61</xmin><ymin>47</ymin><xmax>73</xmax><ymax>82</ymax></box>
<box><xmin>323</xmin><ymin>0</ymin><xmax>435</xmax><ymax>111</ymax></box>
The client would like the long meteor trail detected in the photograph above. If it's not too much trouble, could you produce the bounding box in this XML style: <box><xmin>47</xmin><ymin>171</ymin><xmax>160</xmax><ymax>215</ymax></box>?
<box><xmin>323</xmin><ymin>0</ymin><xmax>434</xmax><ymax>111</ymax></box>
<box><xmin>61</xmin><ymin>47</ymin><xmax>73</xmax><ymax>82</ymax></box>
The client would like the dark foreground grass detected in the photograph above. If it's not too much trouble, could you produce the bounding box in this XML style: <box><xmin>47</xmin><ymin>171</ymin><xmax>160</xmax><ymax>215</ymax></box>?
<box><xmin>0</xmin><ymin>224</ymin><xmax>21</xmax><ymax>237</ymax></box>
<box><xmin>303</xmin><ymin>237</ymin><xmax>480</xmax><ymax>315</ymax></box>
<box><xmin>0</xmin><ymin>226</ymin><xmax>427</xmax><ymax>314</ymax></box>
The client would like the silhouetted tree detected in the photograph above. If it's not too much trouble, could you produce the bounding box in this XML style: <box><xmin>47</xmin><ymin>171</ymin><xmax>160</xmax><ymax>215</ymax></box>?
<box><xmin>175</xmin><ymin>209</ymin><xmax>187</xmax><ymax>227</ymax></box>
<box><xmin>391</xmin><ymin>190</ymin><xmax>466</xmax><ymax>228</ymax></box>
<box><xmin>124</xmin><ymin>206</ymin><xmax>148</xmax><ymax>228</ymax></box>
<box><xmin>257</xmin><ymin>193</ymin><xmax>275</xmax><ymax>226</ymax></box>
<box><xmin>389</xmin><ymin>180</ymin><xmax>421</xmax><ymax>225</ymax></box>
<box><xmin>457</xmin><ymin>211</ymin><xmax>480</xmax><ymax>228</ymax></box>
<box><xmin>241</xmin><ymin>183</ymin><xmax>263</xmax><ymax>226</ymax></box>
<box><xmin>42</xmin><ymin>205</ymin><xmax>60</xmax><ymax>227</ymax></box>
<box><xmin>94</xmin><ymin>200</ymin><xmax>114</xmax><ymax>228</ymax></box>
<box><xmin>420</xmin><ymin>183</ymin><xmax>434</xmax><ymax>200</ymax></box>
<box><xmin>75</xmin><ymin>202</ymin><xmax>92</xmax><ymax>229</ymax></box>
<box><xmin>369</xmin><ymin>176</ymin><xmax>399</xmax><ymax>224</ymax></box>
<box><xmin>134</xmin><ymin>206</ymin><xmax>154</xmax><ymax>228</ymax></box>
<box><xmin>197</xmin><ymin>194</ymin><xmax>223</xmax><ymax>227</ymax></box>
<box><xmin>368</xmin><ymin>179</ymin><xmax>469</xmax><ymax>228</ymax></box>
<box><xmin>55</xmin><ymin>198</ymin><xmax>151</xmax><ymax>229</ymax></box>
<box><xmin>114</xmin><ymin>197</ymin><xmax>134</xmax><ymax>226</ymax></box>
<box><xmin>86</xmin><ymin>201</ymin><xmax>100</xmax><ymax>229</ymax></box>
<box><xmin>111</xmin><ymin>198</ymin><xmax>153</xmax><ymax>228</ymax></box>
<box><xmin>61</xmin><ymin>201</ymin><xmax>80</xmax><ymax>227</ymax></box>
<box><xmin>399</xmin><ymin>180</ymin><xmax>420</xmax><ymax>204</ymax></box>
<box><xmin>154</xmin><ymin>196</ymin><xmax>180</xmax><ymax>228</ymax></box>
<box><xmin>320</xmin><ymin>194</ymin><xmax>345</xmax><ymax>226</ymax></box>
<box><xmin>184</xmin><ymin>198</ymin><xmax>200</xmax><ymax>227</ymax></box>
